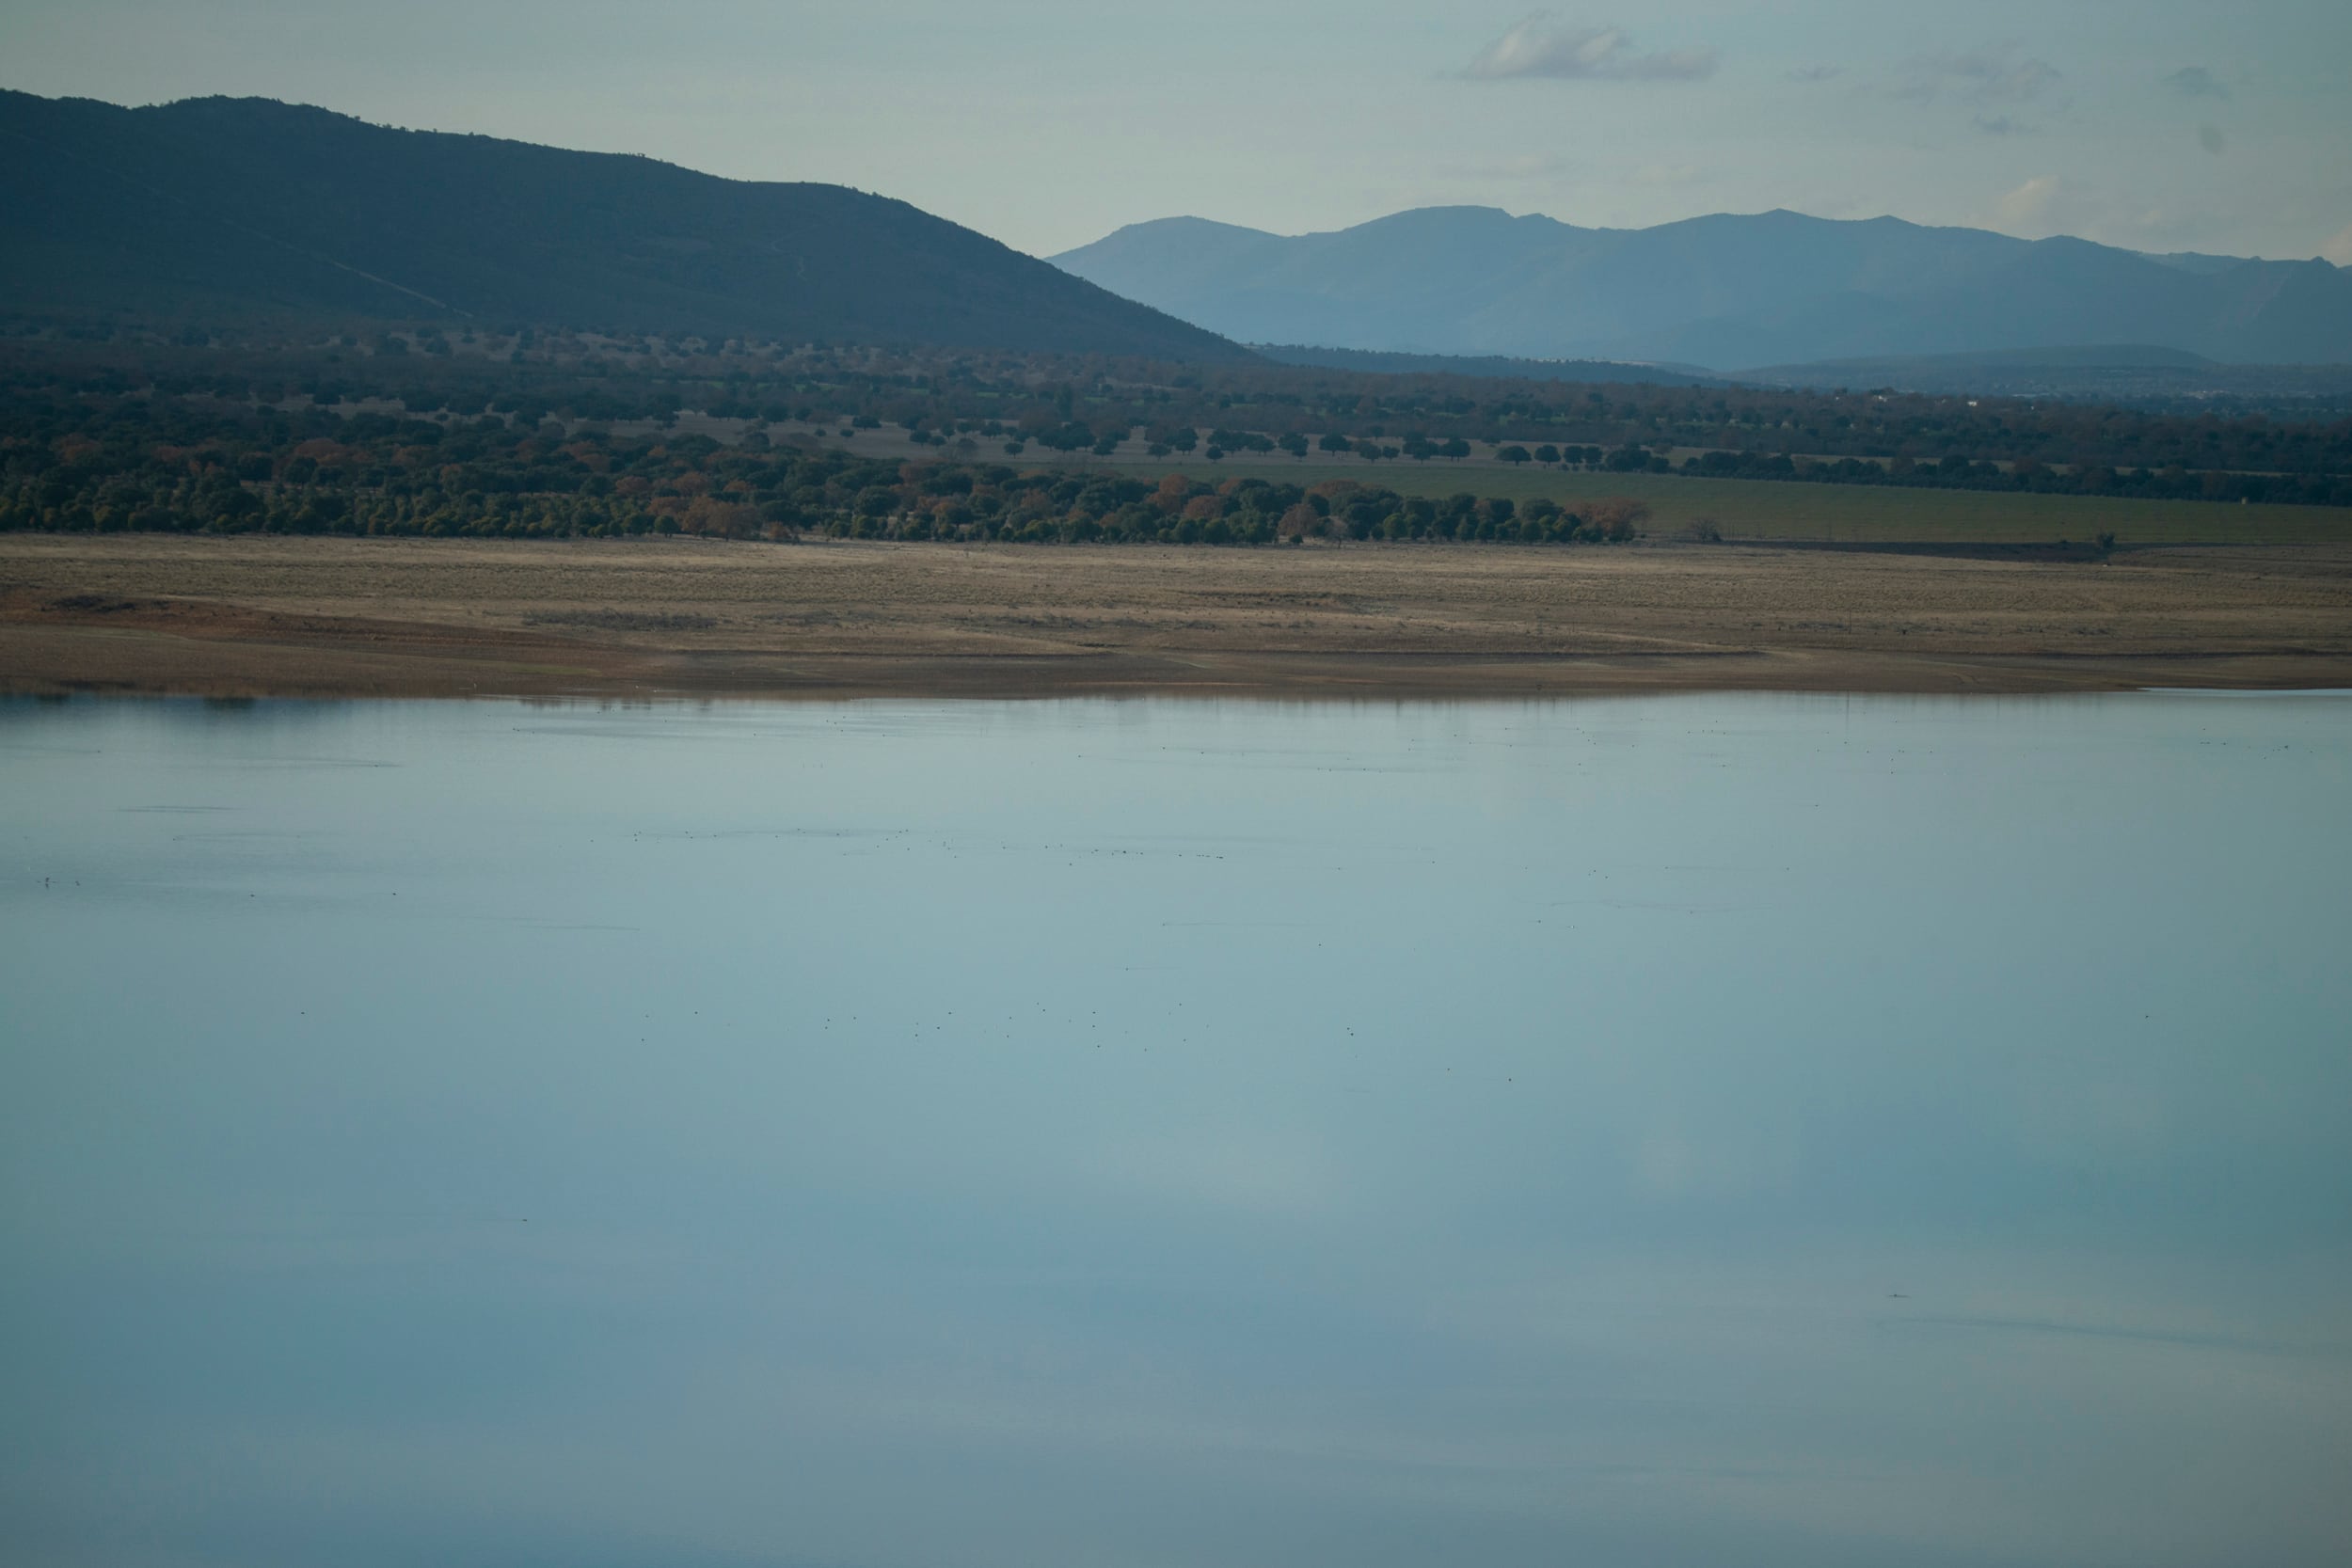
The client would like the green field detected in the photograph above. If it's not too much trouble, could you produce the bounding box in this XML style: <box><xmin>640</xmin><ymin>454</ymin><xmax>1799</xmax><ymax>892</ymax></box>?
<box><xmin>1082</xmin><ymin>456</ymin><xmax>2352</xmax><ymax>546</ymax></box>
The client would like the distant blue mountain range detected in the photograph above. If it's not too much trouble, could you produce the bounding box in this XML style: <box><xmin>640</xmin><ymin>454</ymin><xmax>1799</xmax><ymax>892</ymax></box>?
<box><xmin>1052</xmin><ymin>207</ymin><xmax>2352</xmax><ymax>371</ymax></box>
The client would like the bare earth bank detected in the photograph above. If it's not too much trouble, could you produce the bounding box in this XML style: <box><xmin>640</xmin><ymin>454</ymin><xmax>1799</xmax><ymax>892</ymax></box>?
<box><xmin>4</xmin><ymin>535</ymin><xmax>2349</xmax><ymax>699</ymax></box>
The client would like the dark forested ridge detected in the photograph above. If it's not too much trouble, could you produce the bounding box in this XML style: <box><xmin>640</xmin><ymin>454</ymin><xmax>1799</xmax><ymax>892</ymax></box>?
<box><xmin>0</xmin><ymin>90</ymin><xmax>1246</xmax><ymax>360</ymax></box>
<box><xmin>1054</xmin><ymin>207</ymin><xmax>2352</xmax><ymax>370</ymax></box>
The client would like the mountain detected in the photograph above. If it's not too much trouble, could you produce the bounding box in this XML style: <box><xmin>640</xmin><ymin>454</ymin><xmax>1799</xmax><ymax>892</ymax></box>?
<box><xmin>0</xmin><ymin>90</ymin><xmax>1247</xmax><ymax>359</ymax></box>
<box><xmin>1051</xmin><ymin>207</ymin><xmax>2352</xmax><ymax>369</ymax></box>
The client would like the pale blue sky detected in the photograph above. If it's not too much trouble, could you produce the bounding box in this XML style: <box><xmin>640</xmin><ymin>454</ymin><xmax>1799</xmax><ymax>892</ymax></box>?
<box><xmin>4</xmin><ymin>1</ymin><xmax>2347</xmax><ymax>261</ymax></box>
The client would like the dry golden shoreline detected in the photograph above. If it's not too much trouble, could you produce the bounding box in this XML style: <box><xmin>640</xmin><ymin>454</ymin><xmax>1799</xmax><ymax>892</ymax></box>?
<box><xmin>5</xmin><ymin>534</ymin><xmax>2350</xmax><ymax>700</ymax></box>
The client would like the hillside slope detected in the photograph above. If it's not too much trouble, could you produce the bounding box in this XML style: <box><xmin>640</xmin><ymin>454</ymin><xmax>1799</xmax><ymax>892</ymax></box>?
<box><xmin>1052</xmin><ymin>207</ymin><xmax>2352</xmax><ymax>368</ymax></box>
<box><xmin>0</xmin><ymin>90</ymin><xmax>1248</xmax><ymax>358</ymax></box>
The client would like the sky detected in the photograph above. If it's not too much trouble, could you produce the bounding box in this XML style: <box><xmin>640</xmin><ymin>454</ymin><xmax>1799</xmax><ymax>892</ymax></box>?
<box><xmin>4</xmin><ymin>1</ymin><xmax>2348</xmax><ymax>263</ymax></box>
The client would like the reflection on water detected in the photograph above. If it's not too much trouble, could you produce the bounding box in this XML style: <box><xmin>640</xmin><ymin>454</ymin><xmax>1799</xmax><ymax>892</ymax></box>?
<box><xmin>2</xmin><ymin>694</ymin><xmax>2347</xmax><ymax>1568</ymax></box>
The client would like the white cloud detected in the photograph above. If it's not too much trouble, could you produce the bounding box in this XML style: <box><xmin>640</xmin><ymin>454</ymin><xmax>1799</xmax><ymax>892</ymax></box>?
<box><xmin>2164</xmin><ymin>65</ymin><xmax>2229</xmax><ymax>100</ymax></box>
<box><xmin>2323</xmin><ymin>225</ymin><xmax>2352</xmax><ymax>267</ymax></box>
<box><xmin>1993</xmin><ymin>175</ymin><xmax>2061</xmax><ymax>229</ymax></box>
<box><xmin>1897</xmin><ymin>41</ymin><xmax>2061</xmax><ymax>105</ymax></box>
<box><xmin>1462</xmin><ymin>16</ymin><xmax>1717</xmax><ymax>82</ymax></box>
<box><xmin>1986</xmin><ymin>174</ymin><xmax>2102</xmax><ymax>239</ymax></box>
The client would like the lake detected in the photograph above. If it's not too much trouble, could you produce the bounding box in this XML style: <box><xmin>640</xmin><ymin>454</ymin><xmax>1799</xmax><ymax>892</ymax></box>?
<box><xmin>3</xmin><ymin>692</ymin><xmax>2347</xmax><ymax>1568</ymax></box>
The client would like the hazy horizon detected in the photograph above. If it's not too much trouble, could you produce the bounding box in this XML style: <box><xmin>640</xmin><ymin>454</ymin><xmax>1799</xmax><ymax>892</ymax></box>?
<box><xmin>1059</xmin><ymin>202</ymin><xmax>2337</xmax><ymax>263</ymax></box>
<box><xmin>4</xmin><ymin>2</ymin><xmax>2345</xmax><ymax>265</ymax></box>
<box><xmin>3</xmin><ymin>82</ymin><xmax>2340</xmax><ymax>273</ymax></box>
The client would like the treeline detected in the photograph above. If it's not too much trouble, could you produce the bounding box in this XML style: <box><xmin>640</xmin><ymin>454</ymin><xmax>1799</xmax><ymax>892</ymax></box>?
<box><xmin>1677</xmin><ymin>449</ymin><xmax>2352</xmax><ymax>508</ymax></box>
<box><xmin>0</xmin><ymin>389</ymin><xmax>1645</xmax><ymax>545</ymax></box>
<box><xmin>8</xmin><ymin>327</ymin><xmax>2351</xmax><ymax>486</ymax></box>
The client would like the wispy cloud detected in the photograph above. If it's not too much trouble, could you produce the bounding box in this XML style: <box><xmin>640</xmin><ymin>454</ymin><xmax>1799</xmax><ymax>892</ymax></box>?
<box><xmin>1896</xmin><ymin>41</ymin><xmax>2060</xmax><ymax>105</ymax></box>
<box><xmin>1629</xmin><ymin>163</ymin><xmax>1708</xmax><ymax>188</ymax></box>
<box><xmin>2199</xmin><ymin>123</ymin><xmax>2227</xmax><ymax>156</ymax></box>
<box><xmin>1439</xmin><ymin>152</ymin><xmax>1577</xmax><ymax>182</ymax></box>
<box><xmin>1462</xmin><ymin>16</ymin><xmax>1717</xmax><ymax>82</ymax></box>
<box><xmin>1787</xmin><ymin>64</ymin><xmax>1843</xmax><ymax>84</ymax></box>
<box><xmin>2164</xmin><ymin>65</ymin><xmax>2229</xmax><ymax>99</ymax></box>
<box><xmin>1975</xmin><ymin>114</ymin><xmax>2031</xmax><ymax>136</ymax></box>
<box><xmin>2325</xmin><ymin>225</ymin><xmax>2352</xmax><ymax>267</ymax></box>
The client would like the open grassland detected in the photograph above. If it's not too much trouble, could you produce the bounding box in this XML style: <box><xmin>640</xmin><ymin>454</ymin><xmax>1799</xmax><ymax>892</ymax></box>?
<box><xmin>1096</xmin><ymin>459</ymin><xmax>2352</xmax><ymax>546</ymax></box>
<box><xmin>5</xmin><ymin>533</ymin><xmax>2349</xmax><ymax>699</ymax></box>
<box><xmin>799</xmin><ymin>421</ymin><xmax>2352</xmax><ymax>546</ymax></box>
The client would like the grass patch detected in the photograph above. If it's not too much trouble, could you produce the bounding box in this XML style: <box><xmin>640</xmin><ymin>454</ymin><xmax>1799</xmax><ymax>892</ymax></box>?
<box><xmin>1080</xmin><ymin>457</ymin><xmax>2352</xmax><ymax>546</ymax></box>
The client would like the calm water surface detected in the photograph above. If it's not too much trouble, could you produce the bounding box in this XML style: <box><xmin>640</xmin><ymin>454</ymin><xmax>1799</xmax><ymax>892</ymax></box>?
<box><xmin>2</xmin><ymin>693</ymin><xmax>2348</xmax><ymax>1568</ymax></box>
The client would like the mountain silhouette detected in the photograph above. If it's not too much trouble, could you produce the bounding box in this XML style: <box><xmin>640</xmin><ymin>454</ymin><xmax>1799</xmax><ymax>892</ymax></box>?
<box><xmin>0</xmin><ymin>90</ymin><xmax>1247</xmax><ymax>358</ymax></box>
